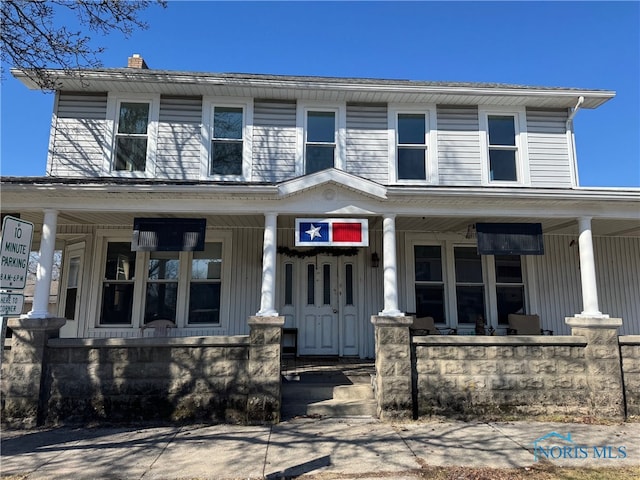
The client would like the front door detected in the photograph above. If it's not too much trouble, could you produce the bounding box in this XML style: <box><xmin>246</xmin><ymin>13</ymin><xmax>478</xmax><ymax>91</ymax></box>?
<box><xmin>299</xmin><ymin>255</ymin><xmax>339</xmax><ymax>355</ymax></box>
<box><xmin>279</xmin><ymin>254</ymin><xmax>361</xmax><ymax>356</ymax></box>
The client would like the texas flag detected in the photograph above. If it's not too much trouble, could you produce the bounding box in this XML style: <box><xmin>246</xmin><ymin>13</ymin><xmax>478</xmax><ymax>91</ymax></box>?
<box><xmin>295</xmin><ymin>218</ymin><xmax>369</xmax><ymax>247</ymax></box>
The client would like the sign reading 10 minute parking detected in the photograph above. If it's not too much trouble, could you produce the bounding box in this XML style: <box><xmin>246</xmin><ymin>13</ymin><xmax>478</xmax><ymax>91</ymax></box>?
<box><xmin>1</xmin><ymin>216</ymin><xmax>34</xmax><ymax>290</ymax></box>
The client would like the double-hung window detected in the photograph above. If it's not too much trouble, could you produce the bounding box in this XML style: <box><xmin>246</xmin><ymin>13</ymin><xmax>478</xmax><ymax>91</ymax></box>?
<box><xmin>106</xmin><ymin>94</ymin><xmax>159</xmax><ymax>176</ymax></box>
<box><xmin>94</xmin><ymin>233</ymin><xmax>231</xmax><ymax>330</ymax></box>
<box><xmin>389</xmin><ymin>106</ymin><xmax>436</xmax><ymax>183</ymax></box>
<box><xmin>211</xmin><ymin>106</ymin><xmax>244</xmax><ymax>175</ymax></box>
<box><xmin>306</xmin><ymin>110</ymin><xmax>336</xmax><ymax>174</ymax></box>
<box><xmin>494</xmin><ymin>255</ymin><xmax>525</xmax><ymax>325</ymax></box>
<box><xmin>407</xmin><ymin>235</ymin><xmax>530</xmax><ymax>333</ymax></box>
<box><xmin>480</xmin><ymin>107</ymin><xmax>529</xmax><ymax>185</ymax></box>
<box><xmin>296</xmin><ymin>103</ymin><xmax>345</xmax><ymax>176</ymax></box>
<box><xmin>397</xmin><ymin>113</ymin><xmax>427</xmax><ymax>180</ymax></box>
<box><xmin>454</xmin><ymin>247</ymin><xmax>486</xmax><ymax>325</ymax></box>
<box><xmin>202</xmin><ymin>99</ymin><xmax>252</xmax><ymax>180</ymax></box>
<box><xmin>115</xmin><ymin>102</ymin><xmax>150</xmax><ymax>171</ymax></box>
<box><xmin>414</xmin><ymin>245</ymin><xmax>445</xmax><ymax>323</ymax></box>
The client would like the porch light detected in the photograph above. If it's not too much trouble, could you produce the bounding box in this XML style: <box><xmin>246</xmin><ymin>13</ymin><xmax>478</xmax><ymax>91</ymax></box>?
<box><xmin>465</xmin><ymin>224</ymin><xmax>476</xmax><ymax>239</ymax></box>
<box><xmin>371</xmin><ymin>252</ymin><xmax>380</xmax><ymax>268</ymax></box>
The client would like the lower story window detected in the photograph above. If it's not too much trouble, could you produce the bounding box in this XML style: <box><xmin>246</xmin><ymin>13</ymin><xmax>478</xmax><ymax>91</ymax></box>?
<box><xmin>144</xmin><ymin>251</ymin><xmax>179</xmax><ymax>323</ymax></box>
<box><xmin>98</xmin><ymin>238</ymin><xmax>227</xmax><ymax>327</ymax></box>
<box><xmin>495</xmin><ymin>255</ymin><xmax>525</xmax><ymax>325</ymax></box>
<box><xmin>411</xmin><ymin>240</ymin><xmax>527</xmax><ymax>329</ymax></box>
<box><xmin>100</xmin><ymin>242</ymin><xmax>136</xmax><ymax>325</ymax></box>
<box><xmin>188</xmin><ymin>243</ymin><xmax>222</xmax><ymax>325</ymax></box>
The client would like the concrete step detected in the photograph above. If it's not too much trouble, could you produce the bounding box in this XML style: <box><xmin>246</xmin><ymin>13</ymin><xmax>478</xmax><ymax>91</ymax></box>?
<box><xmin>307</xmin><ymin>398</ymin><xmax>378</xmax><ymax>417</ymax></box>
<box><xmin>333</xmin><ymin>384</ymin><xmax>374</xmax><ymax>401</ymax></box>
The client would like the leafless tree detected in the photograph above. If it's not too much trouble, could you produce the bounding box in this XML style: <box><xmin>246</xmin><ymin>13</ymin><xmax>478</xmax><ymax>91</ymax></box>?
<box><xmin>1</xmin><ymin>0</ymin><xmax>165</xmax><ymax>89</ymax></box>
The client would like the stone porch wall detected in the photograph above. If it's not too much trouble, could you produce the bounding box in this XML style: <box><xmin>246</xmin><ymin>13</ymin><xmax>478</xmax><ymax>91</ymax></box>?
<box><xmin>620</xmin><ymin>335</ymin><xmax>640</xmax><ymax>419</ymax></box>
<box><xmin>42</xmin><ymin>336</ymin><xmax>250</xmax><ymax>425</ymax></box>
<box><xmin>413</xmin><ymin>336</ymin><xmax>593</xmax><ymax>419</ymax></box>
<box><xmin>2</xmin><ymin>316</ymin><xmax>284</xmax><ymax>427</ymax></box>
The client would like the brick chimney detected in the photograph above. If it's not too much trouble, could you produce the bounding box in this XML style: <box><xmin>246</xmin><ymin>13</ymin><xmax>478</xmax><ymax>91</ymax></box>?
<box><xmin>127</xmin><ymin>54</ymin><xmax>149</xmax><ymax>69</ymax></box>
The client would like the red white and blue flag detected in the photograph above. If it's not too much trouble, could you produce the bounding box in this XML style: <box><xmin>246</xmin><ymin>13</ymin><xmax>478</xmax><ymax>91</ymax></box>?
<box><xmin>295</xmin><ymin>218</ymin><xmax>369</xmax><ymax>247</ymax></box>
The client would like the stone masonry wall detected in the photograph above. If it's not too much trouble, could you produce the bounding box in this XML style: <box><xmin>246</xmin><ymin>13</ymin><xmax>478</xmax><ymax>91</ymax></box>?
<box><xmin>620</xmin><ymin>336</ymin><xmax>640</xmax><ymax>419</ymax></box>
<box><xmin>43</xmin><ymin>336</ymin><xmax>250</xmax><ymax>425</ymax></box>
<box><xmin>414</xmin><ymin>336</ymin><xmax>591</xmax><ymax>419</ymax></box>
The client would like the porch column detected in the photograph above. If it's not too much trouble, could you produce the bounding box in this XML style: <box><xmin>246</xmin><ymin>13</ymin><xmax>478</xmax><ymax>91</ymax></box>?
<box><xmin>577</xmin><ymin>216</ymin><xmax>603</xmax><ymax>317</ymax></box>
<box><xmin>380</xmin><ymin>214</ymin><xmax>402</xmax><ymax>317</ymax></box>
<box><xmin>256</xmin><ymin>212</ymin><xmax>278</xmax><ymax>316</ymax></box>
<box><xmin>24</xmin><ymin>209</ymin><xmax>58</xmax><ymax>319</ymax></box>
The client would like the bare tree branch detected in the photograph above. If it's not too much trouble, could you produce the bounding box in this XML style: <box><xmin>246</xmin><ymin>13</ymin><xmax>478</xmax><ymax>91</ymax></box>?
<box><xmin>1</xmin><ymin>0</ymin><xmax>166</xmax><ymax>90</ymax></box>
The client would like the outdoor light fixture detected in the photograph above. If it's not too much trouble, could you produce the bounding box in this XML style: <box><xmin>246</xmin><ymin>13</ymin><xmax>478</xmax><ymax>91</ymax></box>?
<box><xmin>371</xmin><ymin>252</ymin><xmax>380</xmax><ymax>268</ymax></box>
<box><xmin>465</xmin><ymin>224</ymin><xmax>477</xmax><ymax>239</ymax></box>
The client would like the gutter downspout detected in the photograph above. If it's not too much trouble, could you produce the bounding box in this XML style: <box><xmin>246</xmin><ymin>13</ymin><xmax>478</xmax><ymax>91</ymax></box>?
<box><xmin>567</xmin><ymin>96</ymin><xmax>584</xmax><ymax>187</ymax></box>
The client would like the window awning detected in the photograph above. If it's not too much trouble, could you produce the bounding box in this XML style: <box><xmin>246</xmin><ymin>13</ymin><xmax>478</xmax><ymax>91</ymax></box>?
<box><xmin>476</xmin><ymin>222</ymin><xmax>544</xmax><ymax>255</ymax></box>
<box><xmin>132</xmin><ymin>218</ymin><xmax>206</xmax><ymax>252</ymax></box>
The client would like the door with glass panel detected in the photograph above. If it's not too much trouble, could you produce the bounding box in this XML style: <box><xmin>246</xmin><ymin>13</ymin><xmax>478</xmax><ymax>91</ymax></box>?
<box><xmin>299</xmin><ymin>255</ymin><xmax>339</xmax><ymax>355</ymax></box>
<box><xmin>59</xmin><ymin>242</ymin><xmax>85</xmax><ymax>337</ymax></box>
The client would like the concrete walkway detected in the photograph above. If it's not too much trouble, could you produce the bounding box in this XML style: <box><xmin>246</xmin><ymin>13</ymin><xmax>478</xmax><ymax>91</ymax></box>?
<box><xmin>1</xmin><ymin>418</ymin><xmax>638</xmax><ymax>479</ymax></box>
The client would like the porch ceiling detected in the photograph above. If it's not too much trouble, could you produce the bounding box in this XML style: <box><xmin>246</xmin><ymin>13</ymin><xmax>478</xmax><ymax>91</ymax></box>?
<box><xmin>11</xmin><ymin>211</ymin><xmax>640</xmax><ymax>239</ymax></box>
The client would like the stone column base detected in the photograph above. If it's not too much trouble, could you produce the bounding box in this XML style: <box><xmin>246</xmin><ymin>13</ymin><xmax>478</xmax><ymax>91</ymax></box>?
<box><xmin>3</xmin><ymin>317</ymin><xmax>66</xmax><ymax>428</ymax></box>
<box><xmin>247</xmin><ymin>316</ymin><xmax>284</xmax><ymax>424</ymax></box>
<box><xmin>371</xmin><ymin>315</ymin><xmax>414</xmax><ymax>420</ymax></box>
<box><xmin>565</xmin><ymin>316</ymin><xmax>625</xmax><ymax>420</ymax></box>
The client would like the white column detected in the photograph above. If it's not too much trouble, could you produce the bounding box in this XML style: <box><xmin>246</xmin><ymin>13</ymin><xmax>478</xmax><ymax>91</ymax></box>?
<box><xmin>379</xmin><ymin>214</ymin><xmax>403</xmax><ymax>317</ymax></box>
<box><xmin>24</xmin><ymin>209</ymin><xmax>58</xmax><ymax>319</ymax></box>
<box><xmin>256</xmin><ymin>212</ymin><xmax>278</xmax><ymax>316</ymax></box>
<box><xmin>577</xmin><ymin>216</ymin><xmax>603</xmax><ymax>317</ymax></box>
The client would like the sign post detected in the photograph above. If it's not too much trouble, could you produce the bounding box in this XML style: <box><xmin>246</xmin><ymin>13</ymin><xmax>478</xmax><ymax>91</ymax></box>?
<box><xmin>1</xmin><ymin>216</ymin><xmax>33</xmax><ymax>319</ymax></box>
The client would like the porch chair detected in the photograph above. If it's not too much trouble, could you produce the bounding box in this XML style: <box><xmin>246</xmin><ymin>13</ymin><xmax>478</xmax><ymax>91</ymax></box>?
<box><xmin>507</xmin><ymin>314</ymin><xmax>553</xmax><ymax>335</ymax></box>
<box><xmin>411</xmin><ymin>316</ymin><xmax>457</xmax><ymax>335</ymax></box>
<box><xmin>141</xmin><ymin>319</ymin><xmax>176</xmax><ymax>337</ymax></box>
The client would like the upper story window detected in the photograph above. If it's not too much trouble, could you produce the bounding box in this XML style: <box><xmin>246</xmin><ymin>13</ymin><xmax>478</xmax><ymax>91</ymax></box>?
<box><xmin>115</xmin><ymin>102</ymin><xmax>150</xmax><ymax>171</ymax></box>
<box><xmin>105</xmin><ymin>94</ymin><xmax>159</xmax><ymax>177</ymax></box>
<box><xmin>388</xmin><ymin>106</ymin><xmax>437</xmax><ymax>183</ymax></box>
<box><xmin>296</xmin><ymin>102</ymin><xmax>346</xmax><ymax>177</ymax></box>
<box><xmin>479</xmin><ymin>107</ymin><xmax>529</xmax><ymax>186</ymax></box>
<box><xmin>212</xmin><ymin>106</ymin><xmax>244</xmax><ymax>175</ymax></box>
<box><xmin>201</xmin><ymin>98</ymin><xmax>253</xmax><ymax>180</ymax></box>
<box><xmin>306</xmin><ymin>111</ymin><xmax>336</xmax><ymax>174</ymax></box>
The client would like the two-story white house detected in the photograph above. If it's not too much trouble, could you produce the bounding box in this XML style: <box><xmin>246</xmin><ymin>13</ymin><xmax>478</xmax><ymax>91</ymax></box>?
<box><xmin>2</xmin><ymin>55</ymin><xmax>639</xmax><ymax>359</ymax></box>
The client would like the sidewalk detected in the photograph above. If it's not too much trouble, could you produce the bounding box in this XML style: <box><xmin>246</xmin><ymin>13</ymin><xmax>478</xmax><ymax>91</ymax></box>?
<box><xmin>1</xmin><ymin>417</ymin><xmax>638</xmax><ymax>479</ymax></box>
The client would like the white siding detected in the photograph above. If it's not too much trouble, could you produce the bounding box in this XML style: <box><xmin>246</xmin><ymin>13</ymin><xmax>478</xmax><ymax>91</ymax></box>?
<box><xmin>51</xmin><ymin>92</ymin><xmax>108</xmax><ymax>176</ymax></box>
<box><xmin>527</xmin><ymin>109</ymin><xmax>572</xmax><ymax>188</ymax></box>
<box><xmin>346</xmin><ymin>103</ymin><xmax>388</xmax><ymax>184</ymax></box>
<box><xmin>252</xmin><ymin>100</ymin><xmax>297</xmax><ymax>182</ymax></box>
<box><xmin>437</xmin><ymin>106</ymin><xmax>482</xmax><ymax>185</ymax></box>
<box><xmin>532</xmin><ymin>234</ymin><xmax>640</xmax><ymax>335</ymax></box>
<box><xmin>227</xmin><ymin>227</ymin><xmax>263</xmax><ymax>334</ymax></box>
<box><xmin>156</xmin><ymin>96</ymin><xmax>202</xmax><ymax>180</ymax></box>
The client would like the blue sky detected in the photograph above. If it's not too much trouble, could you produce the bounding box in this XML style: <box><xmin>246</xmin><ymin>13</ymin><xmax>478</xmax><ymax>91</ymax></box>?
<box><xmin>1</xmin><ymin>1</ymin><xmax>639</xmax><ymax>186</ymax></box>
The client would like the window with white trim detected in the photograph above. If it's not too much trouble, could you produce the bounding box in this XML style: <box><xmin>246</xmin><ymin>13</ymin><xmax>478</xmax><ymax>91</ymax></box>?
<box><xmin>296</xmin><ymin>103</ymin><xmax>345</xmax><ymax>176</ymax></box>
<box><xmin>106</xmin><ymin>94</ymin><xmax>159</xmax><ymax>176</ymax></box>
<box><xmin>96</xmin><ymin>235</ymin><xmax>231</xmax><ymax>328</ymax></box>
<box><xmin>479</xmin><ymin>107</ymin><xmax>529</xmax><ymax>185</ymax></box>
<box><xmin>414</xmin><ymin>245</ymin><xmax>445</xmax><ymax>322</ymax></box>
<box><xmin>211</xmin><ymin>106</ymin><xmax>244</xmax><ymax>175</ymax></box>
<box><xmin>494</xmin><ymin>255</ymin><xmax>525</xmax><ymax>325</ymax></box>
<box><xmin>306</xmin><ymin>110</ymin><xmax>336</xmax><ymax>174</ymax></box>
<box><xmin>201</xmin><ymin>98</ymin><xmax>252</xmax><ymax>180</ymax></box>
<box><xmin>407</xmin><ymin>235</ymin><xmax>530</xmax><ymax>332</ymax></box>
<box><xmin>389</xmin><ymin>106</ymin><xmax>436</xmax><ymax>183</ymax></box>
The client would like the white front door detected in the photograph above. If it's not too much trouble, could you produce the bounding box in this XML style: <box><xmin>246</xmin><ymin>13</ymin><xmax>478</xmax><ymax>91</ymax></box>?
<box><xmin>299</xmin><ymin>255</ymin><xmax>339</xmax><ymax>355</ymax></box>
